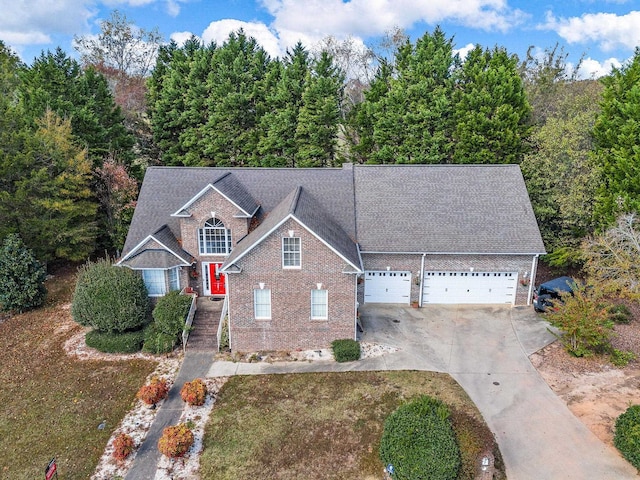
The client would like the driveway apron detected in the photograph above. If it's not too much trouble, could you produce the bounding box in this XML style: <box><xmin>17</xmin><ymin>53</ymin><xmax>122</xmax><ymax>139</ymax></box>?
<box><xmin>358</xmin><ymin>305</ymin><xmax>636</xmax><ymax>480</ymax></box>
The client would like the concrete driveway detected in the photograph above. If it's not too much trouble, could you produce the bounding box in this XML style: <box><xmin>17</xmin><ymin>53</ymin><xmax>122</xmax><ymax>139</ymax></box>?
<box><xmin>358</xmin><ymin>304</ymin><xmax>636</xmax><ymax>480</ymax></box>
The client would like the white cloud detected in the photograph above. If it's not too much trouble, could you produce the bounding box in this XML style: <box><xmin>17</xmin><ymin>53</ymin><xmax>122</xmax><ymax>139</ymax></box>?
<box><xmin>0</xmin><ymin>0</ymin><xmax>95</xmax><ymax>45</ymax></box>
<box><xmin>454</xmin><ymin>43</ymin><xmax>476</xmax><ymax>60</ymax></box>
<box><xmin>170</xmin><ymin>31</ymin><xmax>198</xmax><ymax>46</ymax></box>
<box><xmin>542</xmin><ymin>10</ymin><xmax>640</xmax><ymax>52</ymax></box>
<box><xmin>576</xmin><ymin>56</ymin><xmax>622</xmax><ymax>79</ymax></box>
<box><xmin>201</xmin><ymin>19</ymin><xmax>283</xmax><ymax>58</ymax></box>
<box><xmin>262</xmin><ymin>0</ymin><xmax>527</xmax><ymax>44</ymax></box>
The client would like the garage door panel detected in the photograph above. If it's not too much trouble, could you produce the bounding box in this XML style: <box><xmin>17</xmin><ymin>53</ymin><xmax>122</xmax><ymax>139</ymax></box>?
<box><xmin>423</xmin><ymin>271</ymin><xmax>516</xmax><ymax>305</ymax></box>
<box><xmin>364</xmin><ymin>271</ymin><xmax>411</xmax><ymax>304</ymax></box>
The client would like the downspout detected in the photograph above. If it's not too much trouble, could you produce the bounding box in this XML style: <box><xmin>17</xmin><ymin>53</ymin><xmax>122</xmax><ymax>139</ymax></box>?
<box><xmin>419</xmin><ymin>253</ymin><xmax>426</xmax><ymax>307</ymax></box>
<box><xmin>527</xmin><ymin>254</ymin><xmax>539</xmax><ymax>306</ymax></box>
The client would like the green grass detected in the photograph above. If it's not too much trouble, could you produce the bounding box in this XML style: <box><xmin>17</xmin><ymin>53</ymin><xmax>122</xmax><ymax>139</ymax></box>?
<box><xmin>201</xmin><ymin>371</ymin><xmax>504</xmax><ymax>480</ymax></box>
<box><xmin>0</xmin><ymin>266</ymin><xmax>157</xmax><ymax>480</ymax></box>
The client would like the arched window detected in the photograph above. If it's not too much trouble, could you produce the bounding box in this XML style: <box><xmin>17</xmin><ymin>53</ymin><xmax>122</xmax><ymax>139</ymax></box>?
<box><xmin>198</xmin><ymin>218</ymin><xmax>232</xmax><ymax>255</ymax></box>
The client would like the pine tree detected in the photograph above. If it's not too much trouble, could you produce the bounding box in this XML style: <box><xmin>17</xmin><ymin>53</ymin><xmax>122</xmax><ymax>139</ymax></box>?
<box><xmin>258</xmin><ymin>43</ymin><xmax>311</xmax><ymax>167</ymax></box>
<box><xmin>452</xmin><ymin>45</ymin><xmax>531</xmax><ymax>164</ymax></box>
<box><xmin>14</xmin><ymin>111</ymin><xmax>97</xmax><ymax>262</ymax></box>
<box><xmin>592</xmin><ymin>48</ymin><xmax>640</xmax><ymax>228</ymax></box>
<box><xmin>295</xmin><ymin>51</ymin><xmax>345</xmax><ymax>167</ymax></box>
<box><xmin>202</xmin><ymin>30</ymin><xmax>270</xmax><ymax>166</ymax></box>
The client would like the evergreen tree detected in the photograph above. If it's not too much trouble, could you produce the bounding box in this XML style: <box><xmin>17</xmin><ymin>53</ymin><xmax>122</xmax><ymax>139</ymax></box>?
<box><xmin>295</xmin><ymin>51</ymin><xmax>345</xmax><ymax>167</ymax></box>
<box><xmin>13</xmin><ymin>111</ymin><xmax>97</xmax><ymax>263</ymax></box>
<box><xmin>592</xmin><ymin>48</ymin><xmax>640</xmax><ymax>228</ymax></box>
<box><xmin>452</xmin><ymin>45</ymin><xmax>531</xmax><ymax>164</ymax></box>
<box><xmin>201</xmin><ymin>30</ymin><xmax>270</xmax><ymax>166</ymax></box>
<box><xmin>0</xmin><ymin>233</ymin><xmax>47</xmax><ymax>313</ymax></box>
<box><xmin>258</xmin><ymin>43</ymin><xmax>311</xmax><ymax>167</ymax></box>
<box><xmin>19</xmin><ymin>48</ymin><xmax>134</xmax><ymax>169</ymax></box>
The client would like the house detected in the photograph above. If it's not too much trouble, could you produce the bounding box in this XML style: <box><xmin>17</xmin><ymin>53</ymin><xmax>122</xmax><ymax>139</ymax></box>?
<box><xmin>117</xmin><ymin>163</ymin><xmax>546</xmax><ymax>352</ymax></box>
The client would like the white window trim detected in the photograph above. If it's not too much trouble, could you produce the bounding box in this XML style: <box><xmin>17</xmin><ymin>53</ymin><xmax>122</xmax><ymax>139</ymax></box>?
<box><xmin>198</xmin><ymin>218</ymin><xmax>232</xmax><ymax>256</ymax></box>
<box><xmin>254</xmin><ymin>288</ymin><xmax>272</xmax><ymax>320</ymax></box>
<box><xmin>142</xmin><ymin>269</ymin><xmax>167</xmax><ymax>297</ymax></box>
<box><xmin>282</xmin><ymin>236</ymin><xmax>301</xmax><ymax>269</ymax></box>
<box><xmin>168</xmin><ymin>267</ymin><xmax>180</xmax><ymax>292</ymax></box>
<box><xmin>310</xmin><ymin>289</ymin><xmax>328</xmax><ymax>320</ymax></box>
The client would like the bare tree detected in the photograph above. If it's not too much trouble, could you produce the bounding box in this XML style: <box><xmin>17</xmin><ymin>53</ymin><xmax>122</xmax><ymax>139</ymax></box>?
<box><xmin>74</xmin><ymin>10</ymin><xmax>162</xmax><ymax>78</ymax></box>
<box><xmin>582</xmin><ymin>214</ymin><xmax>640</xmax><ymax>295</ymax></box>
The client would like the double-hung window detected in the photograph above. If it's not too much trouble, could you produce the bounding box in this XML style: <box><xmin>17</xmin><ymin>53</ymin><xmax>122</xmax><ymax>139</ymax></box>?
<box><xmin>311</xmin><ymin>289</ymin><xmax>328</xmax><ymax>320</ymax></box>
<box><xmin>282</xmin><ymin>237</ymin><xmax>301</xmax><ymax>268</ymax></box>
<box><xmin>199</xmin><ymin>218</ymin><xmax>232</xmax><ymax>255</ymax></box>
<box><xmin>142</xmin><ymin>270</ymin><xmax>166</xmax><ymax>296</ymax></box>
<box><xmin>254</xmin><ymin>288</ymin><xmax>271</xmax><ymax>320</ymax></box>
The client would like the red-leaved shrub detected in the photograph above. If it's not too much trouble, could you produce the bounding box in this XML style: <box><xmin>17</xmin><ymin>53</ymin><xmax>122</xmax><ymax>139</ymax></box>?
<box><xmin>136</xmin><ymin>377</ymin><xmax>169</xmax><ymax>405</ymax></box>
<box><xmin>158</xmin><ymin>423</ymin><xmax>194</xmax><ymax>458</ymax></box>
<box><xmin>112</xmin><ymin>433</ymin><xmax>135</xmax><ymax>461</ymax></box>
<box><xmin>180</xmin><ymin>378</ymin><xmax>207</xmax><ymax>406</ymax></box>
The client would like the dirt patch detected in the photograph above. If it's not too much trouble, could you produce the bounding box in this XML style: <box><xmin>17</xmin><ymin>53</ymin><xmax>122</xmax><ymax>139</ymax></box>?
<box><xmin>532</xmin><ymin>320</ymin><xmax>640</xmax><ymax>447</ymax></box>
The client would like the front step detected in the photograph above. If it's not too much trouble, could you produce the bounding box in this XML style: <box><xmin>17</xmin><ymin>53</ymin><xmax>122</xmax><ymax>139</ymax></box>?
<box><xmin>185</xmin><ymin>296</ymin><xmax>224</xmax><ymax>351</ymax></box>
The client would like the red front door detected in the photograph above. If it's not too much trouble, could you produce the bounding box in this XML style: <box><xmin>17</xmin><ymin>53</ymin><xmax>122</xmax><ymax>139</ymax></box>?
<box><xmin>208</xmin><ymin>263</ymin><xmax>226</xmax><ymax>295</ymax></box>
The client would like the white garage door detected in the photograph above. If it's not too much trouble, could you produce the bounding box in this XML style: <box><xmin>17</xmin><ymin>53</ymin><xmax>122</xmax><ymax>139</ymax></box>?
<box><xmin>364</xmin><ymin>271</ymin><xmax>411</xmax><ymax>304</ymax></box>
<box><xmin>422</xmin><ymin>271</ymin><xmax>517</xmax><ymax>305</ymax></box>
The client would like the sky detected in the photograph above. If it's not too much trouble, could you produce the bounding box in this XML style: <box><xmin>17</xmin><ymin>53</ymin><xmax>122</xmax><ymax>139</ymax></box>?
<box><xmin>1</xmin><ymin>0</ymin><xmax>639</xmax><ymax>79</ymax></box>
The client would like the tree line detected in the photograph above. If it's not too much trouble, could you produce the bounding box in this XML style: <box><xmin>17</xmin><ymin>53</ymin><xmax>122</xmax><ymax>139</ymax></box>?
<box><xmin>1</xmin><ymin>10</ymin><xmax>639</xmax><ymax>286</ymax></box>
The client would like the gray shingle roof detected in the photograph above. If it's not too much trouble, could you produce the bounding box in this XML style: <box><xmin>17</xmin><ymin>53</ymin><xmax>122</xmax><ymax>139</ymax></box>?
<box><xmin>121</xmin><ymin>163</ymin><xmax>545</xmax><ymax>268</ymax></box>
<box><xmin>221</xmin><ymin>186</ymin><xmax>361</xmax><ymax>271</ymax></box>
<box><xmin>122</xmin><ymin>166</ymin><xmax>356</xmax><ymax>259</ymax></box>
<box><xmin>354</xmin><ymin>164</ymin><xmax>546</xmax><ymax>254</ymax></box>
<box><xmin>120</xmin><ymin>250</ymin><xmax>188</xmax><ymax>269</ymax></box>
<box><xmin>118</xmin><ymin>224</ymin><xmax>193</xmax><ymax>268</ymax></box>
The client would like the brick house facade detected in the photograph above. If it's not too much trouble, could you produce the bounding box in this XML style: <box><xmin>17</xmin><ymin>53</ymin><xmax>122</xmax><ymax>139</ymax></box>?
<box><xmin>118</xmin><ymin>164</ymin><xmax>546</xmax><ymax>352</ymax></box>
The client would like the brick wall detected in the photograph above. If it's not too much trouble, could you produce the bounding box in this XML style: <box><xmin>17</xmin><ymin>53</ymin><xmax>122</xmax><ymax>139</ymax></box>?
<box><xmin>178</xmin><ymin>187</ymin><xmax>250</xmax><ymax>282</ymax></box>
<box><xmin>360</xmin><ymin>253</ymin><xmax>536</xmax><ymax>305</ymax></box>
<box><xmin>228</xmin><ymin>217</ymin><xmax>357</xmax><ymax>352</ymax></box>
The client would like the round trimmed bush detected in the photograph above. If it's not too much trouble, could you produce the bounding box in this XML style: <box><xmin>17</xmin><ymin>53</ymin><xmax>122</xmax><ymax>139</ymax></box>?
<box><xmin>181</xmin><ymin>378</ymin><xmax>207</xmax><ymax>406</ymax></box>
<box><xmin>380</xmin><ymin>395</ymin><xmax>461</xmax><ymax>480</ymax></box>
<box><xmin>112</xmin><ymin>433</ymin><xmax>135</xmax><ymax>461</ymax></box>
<box><xmin>614</xmin><ymin>405</ymin><xmax>640</xmax><ymax>469</ymax></box>
<box><xmin>331</xmin><ymin>339</ymin><xmax>361</xmax><ymax>362</ymax></box>
<box><xmin>71</xmin><ymin>258</ymin><xmax>150</xmax><ymax>333</ymax></box>
<box><xmin>85</xmin><ymin>329</ymin><xmax>145</xmax><ymax>353</ymax></box>
<box><xmin>158</xmin><ymin>423</ymin><xmax>194</xmax><ymax>458</ymax></box>
<box><xmin>136</xmin><ymin>377</ymin><xmax>169</xmax><ymax>406</ymax></box>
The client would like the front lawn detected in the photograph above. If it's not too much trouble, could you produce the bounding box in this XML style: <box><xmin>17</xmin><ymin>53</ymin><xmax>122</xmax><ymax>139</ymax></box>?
<box><xmin>201</xmin><ymin>371</ymin><xmax>503</xmax><ymax>479</ymax></box>
<box><xmin>0</xmin><ymin>266</ymin><xmax>157</xmax><ymax>480</ymax></box>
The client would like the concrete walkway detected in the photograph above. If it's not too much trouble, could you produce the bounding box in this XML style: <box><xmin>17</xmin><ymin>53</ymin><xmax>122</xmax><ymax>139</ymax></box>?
<box><xmin>207</xmin><ymin>304</ymin><xmax>637</xmax><ymax>479</ymax></box>
<box><xmin>125</xmin><ymin>351</ymin><xmax>215</xmax><ymax>480</ymax></box>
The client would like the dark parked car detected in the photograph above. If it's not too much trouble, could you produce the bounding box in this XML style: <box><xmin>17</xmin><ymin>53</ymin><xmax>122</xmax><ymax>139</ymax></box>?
<box><xmin>533</xmin><ymin>276</ymin><xmax>575</xmax><ymax>312</ymax></box>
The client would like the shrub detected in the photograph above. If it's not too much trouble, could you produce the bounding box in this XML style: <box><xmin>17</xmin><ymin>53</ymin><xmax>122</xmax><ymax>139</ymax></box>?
<box><xmin>181</xmin><ymin>378</ymin><xmax>207</xmax><ymax>406</ymax></box>
<box><xmin>546</xmin><ymin>284</ymin><xmax>614</xmax><ymax>357</ymax></box>
<box><xmin>112</xmin><ymin>433</ymin><xmax>135</xmax><ymax>461</ymax></box>
<box><xmin>142</xmin><ymin>322</ymin><xmax>178</xmax><ymax>354</ymax></box>
<box><xmin>610</xmin><ymin>348</ymin><xmax>636</xmax><ymax>367</ymax></box>
<box><xmin>608</xmin><ymin>303</ymin><xmax>633</xmax><ymax>324</ymax></box>
<box><xmin>71</xmin><ymin>258</ymin><xmax>149</xmax><ymax>333</ymax></box>
<box><xmin>380</xmin><ymin>395</ymin><xmax>461</xmax><ymax>480</ymax></box>
<box><xmin>614</xmin><ymin>405</ymin><xmax>640</xmax><ymax>469</ymax></box>
<box><xmin>0</xmin><ymin>233</ymin><xmax>47</xmax><ymax>313</ymax></box>
<box><xmin>136</xmin><ymin>377</ymin><xmax>169</xmax><ymax>406</ymax></box>
<box><xmin>158</xmin><ymin>423</ymin><xmax>194</xmax><ymax>458</ymax></box>
<box><xmin>85</xmin><ymin>329</ymin><xmax>145</xmax><ymax>353</ymax></box>
<box><xmin>331</xmin><ymin>339</ymin><xmax>361</xmax><ymax>362</ymax></box>
<box><xmin>152</xmin><ymin>290</ymin><xmax>192</xmax><ymax>336</ymax></box>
